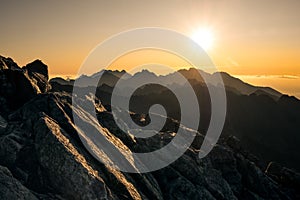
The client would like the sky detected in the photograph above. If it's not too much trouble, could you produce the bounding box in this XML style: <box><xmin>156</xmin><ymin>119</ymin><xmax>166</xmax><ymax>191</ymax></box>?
<box><xmin>1</xmin><ymin>0</ymin><xmax>300</xmax><ymax>97</ymax></box>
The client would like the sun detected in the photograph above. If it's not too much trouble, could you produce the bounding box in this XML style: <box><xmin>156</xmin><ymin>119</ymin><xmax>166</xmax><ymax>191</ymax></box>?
<box><xmin>191</xmin><ymin>28</ymin><xmax>214</xmax><ymax>51</ymax></box>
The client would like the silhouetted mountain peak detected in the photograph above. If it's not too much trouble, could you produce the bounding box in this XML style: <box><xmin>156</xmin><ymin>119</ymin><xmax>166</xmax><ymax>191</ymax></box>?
<box><xmin>176</xmin><ymin>68</ymin><xmax>206</xmax><ymax>81</ymax></box>
<box><xmin>212</xmin><ymin>71</ymin><xmax>282</xmax><ymax>100</ymax></box>
<box><xmin>133</xmin><ymin>69</ymin><xmax>157</xmax><ymax>78</ymax></box>
<box><xmin>23</xmin><ymin>59</ymin><xmax>49</xmax><ymax>80</ymax></box>
<box><xmin>90</xmin><ymin>70</ymin><xmax>105</xmax><ymax>78</ymax></box>
<box><xmin>279</xmin><ymin>94</ymin><xmax>300</xmax><ymax>103</ymax></box>
<box><xmin>49</xmin><ymin>77</ymin><xmax>74</xmax><ymax>85</ymax></box>
<box><xmin>104</xmin><ymin>69</ymin><xmax>132</xmax><ymax>79</ymax></box>
<box><xmin>80</xmin><ymin>69</ymin><xmax>131</xmax><ymax>80</ymax></box>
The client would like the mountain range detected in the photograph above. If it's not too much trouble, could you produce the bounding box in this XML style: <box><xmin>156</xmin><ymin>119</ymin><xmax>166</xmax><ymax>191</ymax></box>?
<box><xmin>50</xmin><ymin>66</ymin><xmax>300</xmax><ymax>170</ymax></box>
<box><xmin>51</xmin><ymin>68</ymin><xmax>282</xmax><ymax>100</ymax></box>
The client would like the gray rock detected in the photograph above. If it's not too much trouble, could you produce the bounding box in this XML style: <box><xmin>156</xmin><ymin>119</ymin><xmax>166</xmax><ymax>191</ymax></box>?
<box><xmin>34</xmin><ymin>115</ymin><xmax>114</xmax><ymax>200</ymax></box>
<box><xmin>0</xmin><ymin>165</ymin><xmax>37</xmax><ymax>200</ymax></box>
<box><xmin>236</xmin><ymin>154</ymin><xmax>282</xmax><ymax>199</ymax></box>
<box><xmin>155</xmin><ymin>167</ymin><xmax>208</xmax><ymax>200</ymax></box>
<box><xmin>226</xmin><ymin>135</ymin><xmax>241</xmax><ymax>151</ymax></box>
<box><xmin>204</xmin><ymin>169</ymin><xmax>237</xmax><ymax>200</ymax></box>
<box><xmin>0</xmin><ymin>125</ymin><xmax>26</xmax><ymax>167</ymax></box>
<box><xmin>0</xmin><ymin>115</ymin><xmax>7</xmax><ymax>134</ymax></box>
<box><xmin>208</xmin><ymin>145</ymin><xmax>242</xmax><ymax>195</ymax></box>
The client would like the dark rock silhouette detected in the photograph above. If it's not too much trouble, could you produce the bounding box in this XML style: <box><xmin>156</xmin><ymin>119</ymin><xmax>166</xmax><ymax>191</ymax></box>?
<box><xmin>0</xmin><ymin>67</ymin><xmax>38</xmax><ymax>113</ymax></box>
<box><xmin>23</xmin><ymin>59</ymin><xmax>49</xmax><ymax>79</ymax></box>
<box><xmin>23</xmin><ymin>59</ymin><xmax>51</xmax><ymax>93</ymax></box>
<box><xmin>0</xmin><ymin>56</ymin><xmax>51</xmax><ymax>114</ymax></box>
<box><xmin>0</xmin><ymin>56</ymin><xmax>20</xmax><ymax>70</ymax></box>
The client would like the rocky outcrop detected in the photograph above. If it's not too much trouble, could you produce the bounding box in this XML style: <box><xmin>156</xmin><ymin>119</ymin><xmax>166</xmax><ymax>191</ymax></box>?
<box><xmin>0</xmin><ymin>56</ymin><xmax>20</xmax><ymax>70</ymax></box>
<box><xmin>23</xmin><ymin>59</ymin><xmax>49</xmax><ymax>80</ymax></box>
<box><xmin>266</xmin><ymin>162</ymin><xmax>300</xmax><ymax>191</ymax></box>
<box><xmin>34</xmin><ymin>116</ymin><xmax>114</xmax><ymax>200</ymax></box>
<box><xmin>1</xmin><ymin>93</ymin><xmax>143</xmax><ymax>199</ymax></box>
<box><xmin>0</xmin><ymin>91</ymin><xmax>299</xmax><ymax>199</ymax></box>
<box><xmin>0</xmin><ymin>57</ymin><xmax>50</xmax><ymax>115</ymax></box>
<box><xmin>0</xmin><ymin>68</ymin><xmax>39</xmax><ymax>111</ymax></box>
<box><xmin>23</xmin><ymin>59</ymin><xmax>51</xmax><ymax>93</ymax></box>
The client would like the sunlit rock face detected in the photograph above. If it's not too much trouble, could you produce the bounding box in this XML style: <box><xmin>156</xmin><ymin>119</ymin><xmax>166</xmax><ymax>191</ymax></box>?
<box><xmin>0</xmin><ymin>56</ymin><xmax>299</xmax><ymax>199</ymax></box>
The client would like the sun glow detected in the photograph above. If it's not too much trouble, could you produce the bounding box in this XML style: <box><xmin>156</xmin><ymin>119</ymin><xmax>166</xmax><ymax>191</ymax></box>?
<box><xmin>191</xmin><ymin>28</ymin><xmax>214</xmax><ymax>51</ymax></box>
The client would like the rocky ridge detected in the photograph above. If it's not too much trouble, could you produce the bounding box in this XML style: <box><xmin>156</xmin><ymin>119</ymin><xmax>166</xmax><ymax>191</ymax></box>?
<box><xmin>0</xmin><ymin>56</ymin><xmax>299</xmax><ymax>199</ymax></box>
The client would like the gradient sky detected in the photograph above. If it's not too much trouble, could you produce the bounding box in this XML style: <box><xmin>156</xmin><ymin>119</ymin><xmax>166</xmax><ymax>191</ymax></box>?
<box><xmin>1</xmin><ymin>0</ymin><xmax>300</xmax><ymax>97</ymax></box>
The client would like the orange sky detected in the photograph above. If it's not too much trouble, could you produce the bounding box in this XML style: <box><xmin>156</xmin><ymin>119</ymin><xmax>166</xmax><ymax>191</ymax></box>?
<box><xmin>1</xmin><ymin>0</ymin><xmax>300</xmax><ymax>97</ymax></box>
